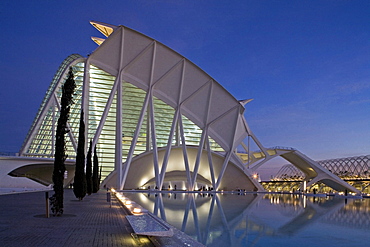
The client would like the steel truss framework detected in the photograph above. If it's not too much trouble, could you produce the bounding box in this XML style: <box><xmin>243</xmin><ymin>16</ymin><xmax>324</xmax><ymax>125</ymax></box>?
<box><xmin>319</xmin><ymin>155</ymin><xmax>370</xmax><ymax>179</ymax></box>
<box><xmin>273</xmin><ymin>155</ymin><xmax>370</xmax><ymax>181</ymax></box>
<box><xmin>269</xmin><ymin>155</ymin><xmax>370</xmax><ymax>193</ymax></box>
<box><xmin>14</xmin><ymin>21</ymin><xmax>359</xmax><ymax>193</ymax></box>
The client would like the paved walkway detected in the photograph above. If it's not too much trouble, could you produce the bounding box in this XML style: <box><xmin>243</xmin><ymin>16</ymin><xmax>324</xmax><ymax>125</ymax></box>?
<box><xmin>0</xmin><ymin>189</ymin><xmax>154</xmax><ymax>247</ymax></box>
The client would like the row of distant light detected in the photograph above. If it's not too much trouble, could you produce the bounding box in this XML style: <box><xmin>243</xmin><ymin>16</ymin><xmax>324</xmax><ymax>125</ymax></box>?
<box><xmin>267</xmin><ymin>189</ymin><xmax>365</xmax><ymax>196</ymax></box>
<box><xmin>337</xmin><ymin>191</ymin><xmax>365</xmax><ymax>196</ymax></box>
<box><xmin>110</xmin><ymin>188</ymin><xmax>147</xmax><ymax>215</ymax></box>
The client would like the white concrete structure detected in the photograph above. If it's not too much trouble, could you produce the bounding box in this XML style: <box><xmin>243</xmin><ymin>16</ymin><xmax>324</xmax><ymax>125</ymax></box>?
<box><xmin>0</xmin><ymin>21</ymin><xmax>359</xmax><ymax>193</ymax></box>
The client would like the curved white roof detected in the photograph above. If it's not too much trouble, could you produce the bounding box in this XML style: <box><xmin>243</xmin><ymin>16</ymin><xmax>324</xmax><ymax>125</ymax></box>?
<box><xmin>88</xmin><ymin>21</ymin><xmax>248</xmax><ymax>152</ymax></box>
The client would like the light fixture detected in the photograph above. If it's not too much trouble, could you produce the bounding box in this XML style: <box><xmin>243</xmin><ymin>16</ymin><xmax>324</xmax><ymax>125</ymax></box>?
<box><xmin>132</xmin><ymin>207</ymin><xmax>142</xmax><ymax>215</ymax></box>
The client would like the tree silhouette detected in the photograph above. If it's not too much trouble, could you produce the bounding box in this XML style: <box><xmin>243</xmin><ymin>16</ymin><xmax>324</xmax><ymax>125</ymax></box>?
<box><xmin>92</xmin><ymin>144</ymin><xmax>100</xmax><ymax>193</ymax></box>
<box><xmin>86</xmin><ymin>140</ymin><xmax>93</xmax><ymax>195</ymax></box>
<box><xmin>73</xmin><ymin>109</ymin><xmax>87</xmax><ymax>200</ymax></box>
<box><xmin>50</xmin><ymin>67</ymin><xmax>75</xmax><ymax>216</ymax></box>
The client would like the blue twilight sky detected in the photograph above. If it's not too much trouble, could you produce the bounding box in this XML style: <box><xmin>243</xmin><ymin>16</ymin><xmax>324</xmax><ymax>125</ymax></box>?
<box><xmin>0</xmin><ymin>1</ymin><xmax>369</xmax><ymax>175</ymax></box>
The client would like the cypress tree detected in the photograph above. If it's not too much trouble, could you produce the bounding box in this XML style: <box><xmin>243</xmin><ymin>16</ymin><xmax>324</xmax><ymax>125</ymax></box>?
<box><xmin>50</xmin><ymin>67</ymin><xmax>76</xmax><ymax>216</ymax></box>
<box><xmin>73</xmin><ymin>109</ymin><xmax>87</xmax><ymax>200</ymax></box>
<box><xmin>86</xmin><ymin>140</ymin><xmax>93</xmax><ymax>195</ymax></box>
<box><xmin>92</xmin><ymin>144</ymin><xmax>100</xmax><ymax>193</ymax></box>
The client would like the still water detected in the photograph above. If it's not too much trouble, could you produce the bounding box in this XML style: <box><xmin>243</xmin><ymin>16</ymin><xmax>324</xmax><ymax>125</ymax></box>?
<box><xmin>123</xmin><ymin>192</ymin><xmax>370</xmax><ymax>247</ymax></box>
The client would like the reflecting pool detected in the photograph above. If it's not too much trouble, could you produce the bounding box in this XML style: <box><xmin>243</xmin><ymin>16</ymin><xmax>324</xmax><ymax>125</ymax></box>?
<box><xmin>123</xmin><ymin>192</ymin><xmax>370</xmax><ymax>247</ymax></box>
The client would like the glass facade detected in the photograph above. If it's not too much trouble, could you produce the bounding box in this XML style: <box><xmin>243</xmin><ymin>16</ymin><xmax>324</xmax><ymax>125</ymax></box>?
<box><xmin>88</xmin><ymin>65</ymin><xmax>223</xmax><ymax>179</ymax></box>
<box><xmin>22</xmin><ymin>56</ymin><xmax>84</xmax><ymax>158</ymax></box>
<box><xmin>21</xmin><ymin>58</ymin><xmax>224</xmax><ymax>181</ymax></box>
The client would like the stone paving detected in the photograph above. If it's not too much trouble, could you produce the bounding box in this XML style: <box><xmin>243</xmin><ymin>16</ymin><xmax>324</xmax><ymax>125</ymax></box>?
<box><xmin>0</xmin><ymin>189</ymin><xmax>154</xmax><ymax>247</ymax></box>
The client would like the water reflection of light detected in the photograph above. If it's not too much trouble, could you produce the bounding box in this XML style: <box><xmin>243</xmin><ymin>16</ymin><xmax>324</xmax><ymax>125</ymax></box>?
<box><xmin>139</xmin><ymin>193</ymin><xmax>149</xmax><ymax>204</ymax></box>
<box><xmin>121</xmin><ymin>192</ymin><xmax>370</xmax><ymax>246</ymax></box>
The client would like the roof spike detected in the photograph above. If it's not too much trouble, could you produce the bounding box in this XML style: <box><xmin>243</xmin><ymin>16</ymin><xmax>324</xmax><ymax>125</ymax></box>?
<box><xmin>91</xmin><ymin>37</ymin><xmax>105</xmax><ymax>46</ymax></box>
<box><xmin>90</xmin><ymin>21</ymin><xmax>118</xmax><ymax>37</ymax></box>
<box><xmin>239</xmin><ymin>99</ymin><xmax>253</xmax><ymax>106</ymax></box>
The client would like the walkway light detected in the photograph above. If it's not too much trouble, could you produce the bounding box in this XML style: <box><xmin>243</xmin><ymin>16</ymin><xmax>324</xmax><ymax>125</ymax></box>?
<box><xmin>132</xmin><ymin>207</ymin><xmax>142</xmax><ymax>215</ymax></box>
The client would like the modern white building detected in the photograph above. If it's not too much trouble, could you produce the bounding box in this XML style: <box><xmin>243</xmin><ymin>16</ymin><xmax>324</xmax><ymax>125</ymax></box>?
<box><xmin>0</xmin><ymin>21</ymin><xmax>360</xmax><ymax>193</ymax></box>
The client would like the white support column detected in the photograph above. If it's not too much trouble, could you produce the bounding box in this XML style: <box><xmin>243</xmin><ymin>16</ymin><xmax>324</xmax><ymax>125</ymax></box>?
<box><xmin>175</xmin><ymin>121</ymin><xmax>180</xmax><ymax>146</ymax></box>
<box><xmin>51</xmin><ymin>97</ymin><xmax>56</xmax><ymax>156</ymax></box>
<box><xmin>146</xmin><ymin>106</ymin><xmax>151</xmax><ymax>152</ymax></box>
<box><xmin>191</xmin><ymin>129</ymin><xmax>207</xmax><ymax>190</ymax></box>
<box><xmin>82</xmin><ymin>58</ymin><xmax>90</xmax><ymax>150</ymax></box>
<box><xmin>149</xmin><ymin>93</ymin><xmax>160</xmax><ymax>188</ymax></box>
<box><xmin>158</xmin><ymin>108</ymin><xmax>180</xmax><ymax>189</ymax></box>
<box><xmin>194</xmin><ymin>82</ymin><xmax>213</xmax><ymax>189</ymax></box>
<box><xmin>248</xmin><ymin>135</ymin><xmax>250</xmax><ymax>166</ymax></box>
<box><xmin>303</xmin><ymin>180</ymin><xmax>307</xmax><ymax>193</ymax></box>
<box><xmin>205</xmin><ymin>137</ymin><xmax>216</xmax><ymax>189</ymax></box>
<box><xmin>148</xmin><ymin>42</ymin><xmax>160</xmax><ymax>189</ymax></box>
<box><xmin>91</xmin><ymin>76</ymin><xmax>120</xmax><ymax>149</ymax></box>
<box><xmin>175</xmin><ymin>59</ymin><xmax>186</xmax><ymax>147</ymax></box>
<box><xmin>215</xmin><ymin>150</ymin><xmax>233</xmax><ymax>190</ymax></box>
<box><xmin>116</xmin><ymin>27</ymin><xmax>126</xmax><ymax>190</ymax></box>
<box><xmin>178</xmin><ymin>114</ymin><xmax>192</xmax><ymax>190</ymax></box>
<box><xmin>115</xmin><ymin>73</ymin><xmax>123</xmax><ymax>189</ymax></box>
<box><xmin>250</xmin><ymin>131</ymin><xmax>270</xmax><ymax>160</ymax></box>
<box><xmin>121</xmin><ymin>91</ymin><xmax>151</xmax><ymax>188</ymax></box>
<box><xmin>190</xmin><ymin>80</ymin><xmax>212</xmax><ymax>190</ymax></box>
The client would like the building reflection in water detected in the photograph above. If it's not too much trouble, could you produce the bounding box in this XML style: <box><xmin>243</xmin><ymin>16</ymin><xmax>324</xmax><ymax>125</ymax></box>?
<box><xmin>123</xmin><ymin>192</ymin><xmax>370</xmax><ymax>246</ymax></box>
